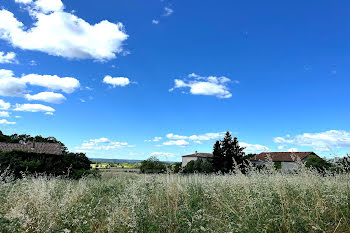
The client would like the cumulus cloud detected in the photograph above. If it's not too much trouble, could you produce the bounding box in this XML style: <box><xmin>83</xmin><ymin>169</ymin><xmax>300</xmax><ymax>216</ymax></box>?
<box><xmin>145</xmin><ymin>137</ymin><xmax>163</xmax><ymax>142</ymax></box>
<box><xmin>14</xmin><ymin>103</ymin><xmax>55</xmax><ymax>113</ymax></box>
<box><xmin>163</xmin><ymin>7</ymin><xmax>174</xmax><ymax>16</ymax></box>
<box><xmin>162</xmin><ymin>139</ymin><xmax>189</xmax><ymax>146</ymax></box>
<box><xmin>0</xmin><ymin>51</ymin><xmax>17</xmax><ymax>64</ymax></box>
<box><xmin>0</xmin><ymin>111</ymin><xmax>10</xmax><ymax>117</ymax></box>
<box><xmin>77</xmin><ymin>137</ymin><xmax>132</xmax><ymax>151</ymax></box>
<box><xmin>152</xmin><ymin>19</ymin><xmax>159</xmax><ymax>24</ymax></box>
<box><xmin>151</xmin><ymin>152</ymin><xmax>176</xmax><ymax>158</ymax></box>
<box><xmin>0</xmin><ymin>69</ymin><xmax>79</xmax><ymax>101</ymax></box>
<box><xmin>170</xmin><ymin>73</ymin><xmax>236</xmax><ymax>98</ymax></box>
<box><xmin>274</xmin><ymin>130</ymin><xmax>350</xmax><ymax>152</ymax></box>
<box><xmin>0</xmin><ymin>99</ymin><xmax>11</xmax><ymax>110</ymax></box>
<box><xmin>166</xmin><ymin>132</ymin><xmax>225</xmax><ymax>142</ymax></box>
<box><xmin>103</xmin><ymin>75</ymin><xmax>130</xmax><ymax>87</ymax></box>
<box><xmin>0</xmin><ymin>119</ymin><xmax>15</xmax><ymax>125</ymax></box>
<box><xmin>0</xmin><ymin>69</ymin><xmax>26</xmax><ymax>97</ymax></box>
<box><xmin>25</xmin><ymin>91</ymin><xmax>66</xmax><ymax>104</ymax></box>
<box><xmin>21</xmin><ymin>74</ymin><xmax>80</xmax><ymax>93</ymax></box>
<box><xmin>240</xmin><ymin>142</ymin><xmax>269</xmax><ymax>153</ymax></box>
<box><xmin>15</xmin><ymin>0</ymin><xmax>33</xmax><ymax>3</ymax></box>
<box><xmin>0</xmin><ymin>0</ymin><xmax>128</xmax><ymax>61</ymax></box>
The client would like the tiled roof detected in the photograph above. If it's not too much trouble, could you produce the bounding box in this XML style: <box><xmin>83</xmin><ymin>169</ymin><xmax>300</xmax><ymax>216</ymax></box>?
<box><xmin>0</xmin><ymin>142</ymin><xmax>62</xmax><ymax>155</ymax></box>
<box><xmin>250</xmin><ymin>152</ymin><xmax>315</xmax><ymax>162</ymax></box>
<box><xmin>182</xmin><ymin>153</ymin><xmax>213</xmax><ymax>158</ymax></box>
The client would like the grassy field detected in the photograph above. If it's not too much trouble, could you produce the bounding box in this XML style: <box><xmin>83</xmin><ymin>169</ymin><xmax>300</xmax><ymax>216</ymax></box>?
<box><xmin>0</xmin><ymin>168</ymin><xmax>349</xmax><ymax>233</ymax></box>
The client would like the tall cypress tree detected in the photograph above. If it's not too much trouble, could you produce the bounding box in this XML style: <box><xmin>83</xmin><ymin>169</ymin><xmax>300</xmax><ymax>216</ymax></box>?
<box><xmin>232</xmin><ymin>137</ymin><xmax>246</xmax><ymax>171</ymax></box>
<box><xmin>212</xmin><ymin>140</ymin><xmax>223</xmax><ymax>172</ymax></box>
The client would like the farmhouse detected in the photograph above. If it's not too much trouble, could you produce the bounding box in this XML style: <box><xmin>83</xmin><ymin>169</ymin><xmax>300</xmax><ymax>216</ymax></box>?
<box><xmin>250</xmin><ymin>152</ymin><xmax>318</xmax><ymax>171</ymax></box>
<box><xmin>0</xmin><ymin>141</ymin><xmax>63</xmax><ymax>155</ymax></box>
<box><xmin>182</xmin><ymin>151</ymin><xmax>213</xmax><ymax>167</ymax></box>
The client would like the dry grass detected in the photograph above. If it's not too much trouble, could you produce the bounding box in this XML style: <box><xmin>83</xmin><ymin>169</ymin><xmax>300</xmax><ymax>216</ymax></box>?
<box><xmin>0</xmin><ymin>168</ymin><xmax>349</xmax><ymax>233</ymax></box>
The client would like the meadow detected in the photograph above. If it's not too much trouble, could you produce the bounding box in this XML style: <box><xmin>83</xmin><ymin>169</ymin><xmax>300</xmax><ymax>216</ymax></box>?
<box><xmin>0</xmin><ymin>168</ymin><xmax>349</xmax><ymax>233</ymax></box>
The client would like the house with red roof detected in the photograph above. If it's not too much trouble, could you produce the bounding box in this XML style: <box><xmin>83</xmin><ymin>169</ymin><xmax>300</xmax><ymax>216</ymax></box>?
<box><xmin>250</xmin><ymin>152</ymin><xmax>318</xmax><ymax>171</ymax></box>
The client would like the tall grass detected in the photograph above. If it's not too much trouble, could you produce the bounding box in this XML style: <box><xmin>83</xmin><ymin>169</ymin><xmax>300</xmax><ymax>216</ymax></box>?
<box><xmin>0</xmin><ymin>168</ymin><xmax>349</xmax><ymax>232</ymax></box>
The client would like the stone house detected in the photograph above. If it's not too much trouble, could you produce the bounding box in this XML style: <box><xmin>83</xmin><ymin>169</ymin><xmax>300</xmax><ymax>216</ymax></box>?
<box><xmin>182</xmin><ymin>151</ymin><xmax>213</xmax><ymax>167</ymax></box>
<box><xmin>250</xmin><ymin>152</ymin><xmax>318</xmax><ymax>171</ymax></box>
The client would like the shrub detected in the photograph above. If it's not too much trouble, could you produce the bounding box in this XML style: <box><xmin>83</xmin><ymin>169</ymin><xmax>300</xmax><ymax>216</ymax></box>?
<box><xmin>0</xmin><ymin>150</ymin><xmax>91</xmax><ymax>179</ymax></box>
<box><xmin>305</xmin><ymin>155</ymin><xmax>331</xmax><ymax>172</ymax></box>
<box><xmin>140</xmin><ymin>156</ymin><xmax>166</xmax><ymax>173</ymax></box>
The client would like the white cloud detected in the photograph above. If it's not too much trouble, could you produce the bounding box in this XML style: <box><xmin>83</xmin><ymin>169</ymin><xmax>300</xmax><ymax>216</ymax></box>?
<box><xmin>15</xmin><ymin>0</ymin><xmax>33</xmax><ymax>4</ymax></box>
<box><xmin>162</xmin><ymin>139</ymin><xmax>189</xmax><ymax>146</ymax></box>
<box><xmin>240</xmin><ymin>142</ymin><xmax>269</xmax><ymax>153</ymax></box>
<box><xmin>170</xmin><ymin>73</ymin><xmax>235</xmax><ymax>98</ymax></box>
<box><xmin>152</xmin><ymin>19</ymin><xmax>159</xmax><ymax>24</ymax></box>
<box><xmin>0</xmin><ymin>111</ymin><xmax>10</xmax><ymax>117</ymax></box>
<box><xmin>0</xmin><ymin>69</ymin><xmax>80</xmax><ymax>98</ymax></box>
<box><xmin>274</xmin><ymin>130</ymin><xmax>350</xmax><ymax>152</ymax></box>
<box><xmin>0</xmin><ymin>51</ymin><xmax>17</xmax><ymax>64</ymax></box>
<box><xmin>0</xmin><ymin>119</ymin><xmax>15</xmax><ymax>125</ymax></box>
<box><xmin>0</xmin><ymin>0</ymin><xmax>128</xmax><ymax>61</ymax></box>
<box><xmin>163</xmin><ymin>7</ymin><xmax>174</xmax><ymax>16</ymax></box>
<box><xmin>77</xmin><ymin>137</ymin><xmax>131</xmax><ymax>150</ymax></box>
<box><xmin>151</xmin><ymin>152</ymin><xmax>176</xmax><ymax>158</ymax></box>
<box><xmin>145</xmin><ymin>136</ymin><xmax>163</xmax><ymax>142</ymax></box>
<box><xmin>21</xmin><ymin>74</ymin><xmax>80</xmax><ymax>93</ymax></box>
<box><xmin>0</xmin><ymin>99</ymin><xmax>11</xmax><ymax>110</ymax></box>
<box><xmin>103</xmin><ymin>75</ymin><xmax>130</xmax><ymax>87</ymax></box>
<box><xmin>25</xmin><ymin>91</ymin><xmax>66</xmax><ymax>103</ymax></box>
<box><xmin>34</xmin><ymin>0</ymin><xmax>64</xmax><ymax>13</ymax></box>
<box><xmin>166</xmin><ymin>132</ymin><xmax>225</xmax><ymax>142</ymax></box>
<box><xmin>0</xmin><ymin>69</ymin><xmax>26</xmax><ymax>97</ymax></box>
<box><xmin>14</xmin><ymin>103</ymin><xmax>55</xmax><ymax>113</ymax></box>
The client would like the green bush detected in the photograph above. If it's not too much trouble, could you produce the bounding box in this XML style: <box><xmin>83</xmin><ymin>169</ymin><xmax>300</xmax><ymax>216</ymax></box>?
<box><xmin>305</xmin><ymin>155</ymin><xmax>331</xmax><ymax>172</ymax></box>
<box><xmin>0</xmin><ymin>150</ymin><xmax>91</xmax><ymax>179</ymax></box>
<box><xmin>140</xmin><ymin>156</ymin><xmax>166</xmax><ymax>173</ymax></box>
<box><xmin>184</xmin><ymin>160</ymin><xmax>213</xmax><ymax>173</ymax></box>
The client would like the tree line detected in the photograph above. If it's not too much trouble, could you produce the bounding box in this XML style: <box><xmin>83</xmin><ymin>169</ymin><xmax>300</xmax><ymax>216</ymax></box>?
<box><xmin>141</xmin><ymin>131</ymin><xmax>350</xmax><ymax>174</ymax></box>
<box><xmin>0</xmin><ymin>131</ymin><xmax>91</xmax><ymax>179</ymax></box>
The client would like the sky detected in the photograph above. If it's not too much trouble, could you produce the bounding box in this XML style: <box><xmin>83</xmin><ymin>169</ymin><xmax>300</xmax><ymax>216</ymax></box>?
<box><xmin>0</xmin><ymin>0</ymin><xmax>350</xmax><ymax>161</ymax></box>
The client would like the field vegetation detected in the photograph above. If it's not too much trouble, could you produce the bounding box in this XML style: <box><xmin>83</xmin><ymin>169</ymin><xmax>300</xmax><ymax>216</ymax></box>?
<box><xmin>0</xmin><ymin>167</ymin><xmax>349</xmax><ymax>233</ymax></box>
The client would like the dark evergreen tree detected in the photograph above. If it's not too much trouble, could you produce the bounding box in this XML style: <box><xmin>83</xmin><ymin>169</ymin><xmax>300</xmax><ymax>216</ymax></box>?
<box><xmin>212</xmin><ymin>131</ymin><xmax>247</xmax><ymax>173</ymax></box>
<box><xmin>212</xmin><ymin>140</ymin><xmax>224</xmax><ymax>172</ymax></box>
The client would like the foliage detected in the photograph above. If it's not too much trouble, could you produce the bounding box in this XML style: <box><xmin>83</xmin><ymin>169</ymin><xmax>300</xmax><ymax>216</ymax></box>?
<box><xmin>305</xmin><ymin>155</ymin><xmax>331</xmax><ymax>172</ymax></box>
<box><xmin>335</xmin><ymin>155</ymin><xmax>350</xmax><ymax>173</ymax></box>
<box><xmin>140</xmin><ymin>156</ymin><xmax>166</xmax><ymax>173</ymax></box>
<box><xmin>274</xmin><ymin>161</ymin><xmax>282</xmax><ymax>169</ymax></box>
<box><xmin>211</xmin><ymin>132</ymin><xmax>247</xmax><ymax>173</ymax></box>
<box><xmin>172</xmin><ymin>162</ymin><xmax>182</xmax><ymax>173</ymax></box>
<box><xmin>0</xmin><ymin>150</ymin><xmax>91</xmax><ymax>179</ymax></box>
<box><xmin>0</xmin><ymin>170</ymin><xmax>349</xmax><ymax>232</ymax></box>
<box><xmin>184</xmin><ymin>160</ymin><xmax>213</xmax><ymax>173</ymax></box>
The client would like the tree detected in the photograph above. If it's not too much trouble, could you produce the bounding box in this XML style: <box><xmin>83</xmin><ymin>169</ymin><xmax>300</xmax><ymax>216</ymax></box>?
<box><xmin>200</xmin><ymin>160</ymin><xmax>213</xmax><ymax>173</ymax></box>
<box><xmin>140</xmin><ymin>156</ymin><xmax>166</xmax><ymax>173</ymax></box>
<box><xmin>212</xmin><ymin>132</ymin><xmax>246</xmax><ymax>173</ymax></box>
<box><xmin>212</xmin><ymin>140</ymin><xmax>224</xmax><ymax>172</ymax></box>
<box><xmin>305</xmin><ymin>155</ymin><xmax>331</xmax><ymax>172</ymax></box>
<box><xmin>0</xmin><ymin>150</ymin><xmax>91</xmax><ymax>179</ymax></box>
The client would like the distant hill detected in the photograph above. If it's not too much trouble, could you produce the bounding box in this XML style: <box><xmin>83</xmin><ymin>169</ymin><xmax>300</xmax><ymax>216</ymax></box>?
<box><xmin>89</xmin><ymin>158</ymin><xmax>175</xmax><ymax>163</ymax></box>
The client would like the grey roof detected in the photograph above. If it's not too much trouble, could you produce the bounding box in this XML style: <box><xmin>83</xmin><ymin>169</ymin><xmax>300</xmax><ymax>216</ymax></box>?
<box><xmin>0</xmin><ymin>142</ymin><xmax>62</xmax><ymax>155</ymax></box>
<box><xmin>182</xmin><ymin>153</ymin><xmax>213</xmax><ymax>158</ymax></box>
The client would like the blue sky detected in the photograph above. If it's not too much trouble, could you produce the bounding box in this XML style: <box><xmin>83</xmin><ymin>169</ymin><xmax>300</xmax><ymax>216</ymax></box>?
<box><xmin>0</xmin><ymin>0</ymin><xmax>350</xmax><ymax>161</ymax></box>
